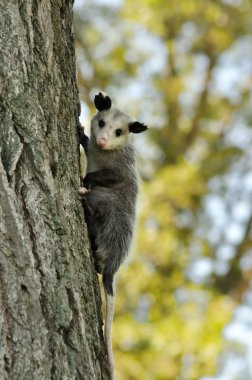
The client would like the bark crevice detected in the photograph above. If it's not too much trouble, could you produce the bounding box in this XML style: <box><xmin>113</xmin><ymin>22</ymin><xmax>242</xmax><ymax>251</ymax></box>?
<box><xmin>0</xmin><ymin>0</ymin><xmax>110</xmax><ymax>378</ymax></box>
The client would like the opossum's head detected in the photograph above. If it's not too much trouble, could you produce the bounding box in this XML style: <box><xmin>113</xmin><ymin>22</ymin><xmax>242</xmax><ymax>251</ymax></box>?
<box><xmin>91</xmin><ymin>92</ymin><xmax>148</xmax><ymax>150</ymax></box>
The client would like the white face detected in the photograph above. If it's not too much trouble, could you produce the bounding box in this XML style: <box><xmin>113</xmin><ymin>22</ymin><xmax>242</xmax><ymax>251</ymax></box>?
<box><xmin>91</xmin><ymin>108</ymin><xmax>133</xmax><ymax>150</ymax></box>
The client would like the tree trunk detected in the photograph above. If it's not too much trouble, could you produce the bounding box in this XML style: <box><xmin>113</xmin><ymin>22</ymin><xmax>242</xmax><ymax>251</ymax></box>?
<box><xmin>0</xmin><ymin>1</ymin><xmax>110</xmax><ymax>379</ymax></box>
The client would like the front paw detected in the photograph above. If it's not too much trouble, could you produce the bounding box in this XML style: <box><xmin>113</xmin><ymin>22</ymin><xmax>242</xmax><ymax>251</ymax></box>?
<box><xmin>78</xmin><ymin>187</ymin><xmax>90</xmax><ymax>199</ymax></box>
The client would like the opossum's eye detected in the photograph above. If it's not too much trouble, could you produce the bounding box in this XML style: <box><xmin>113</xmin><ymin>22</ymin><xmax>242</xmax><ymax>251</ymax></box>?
<box><xmin>98</xmin><ymin>120</ymin><xmax>105</xmax><ymax>128</ymax></box>
<box><xmin>115</xmin><ymin>129</ymin><xmax>122</xmax><ymax>137</ymax></box>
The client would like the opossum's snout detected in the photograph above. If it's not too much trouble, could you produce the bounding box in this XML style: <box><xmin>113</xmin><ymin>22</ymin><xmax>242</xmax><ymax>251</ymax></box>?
<box><xmin>97</xmin><ymin>138</ymin><xmax>107</xmax><ymax>148</ymax></box>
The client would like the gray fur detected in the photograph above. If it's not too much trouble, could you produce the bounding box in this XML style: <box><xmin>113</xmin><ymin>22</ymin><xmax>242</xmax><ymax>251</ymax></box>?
<box><xmin>80</xmin><ymin>93</ymin><xmax>148</xmax><ymax>295</ymax></box>
<box><xmin>85</xmin><ymin>142</ymin><xmax>138</xmax><ymax>283</ymax></box>
<box><xmin>79</xmin><ymin>92</ymin><xmax>147</xmax><ymax>378</ymax></box>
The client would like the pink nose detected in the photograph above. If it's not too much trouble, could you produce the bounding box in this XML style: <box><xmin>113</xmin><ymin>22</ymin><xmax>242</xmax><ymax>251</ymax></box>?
<box><xmin>97</xmin><ymin>138</ymin><xmax>107</xmax><ymax>148</ymax></box>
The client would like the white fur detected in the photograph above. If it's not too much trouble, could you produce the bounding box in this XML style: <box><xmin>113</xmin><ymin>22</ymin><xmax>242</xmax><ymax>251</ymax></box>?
<box><xmin>91</xmin><ymin>107</ymin><xmax>135</xmax><ymax>151</ymax></box>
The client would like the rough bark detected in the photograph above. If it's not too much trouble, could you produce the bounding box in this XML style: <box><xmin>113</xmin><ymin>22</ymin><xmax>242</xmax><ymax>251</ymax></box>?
<box><xmin>0</xmin><ymin>1</ymin><xmax>110</xmax><ymax>379</ymax></box>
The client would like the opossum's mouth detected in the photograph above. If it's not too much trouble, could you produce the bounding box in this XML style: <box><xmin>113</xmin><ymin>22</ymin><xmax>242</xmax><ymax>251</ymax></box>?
<box><xmin>97</xmin><ymin>144</ymin><xmax>108</xmax><ymax>150</ymax></box>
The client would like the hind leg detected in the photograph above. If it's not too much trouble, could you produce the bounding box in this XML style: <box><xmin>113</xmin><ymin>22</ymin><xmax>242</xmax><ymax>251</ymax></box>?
<box><xmin>79</xmin><ymin>192</ymin><xmax>102</xmax><ymax>273</ymax></box>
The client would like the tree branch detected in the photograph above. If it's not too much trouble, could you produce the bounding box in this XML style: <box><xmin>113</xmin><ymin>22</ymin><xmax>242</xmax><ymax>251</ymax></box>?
<box><xmin>183</xmin><ymin>56</ymin><xmax>216</xmax><ymax>150</ymax></box>
<box><xmin>214</xmin><ymin>212</ymin><xmax>252</xmax><ymax>300</ymax></box>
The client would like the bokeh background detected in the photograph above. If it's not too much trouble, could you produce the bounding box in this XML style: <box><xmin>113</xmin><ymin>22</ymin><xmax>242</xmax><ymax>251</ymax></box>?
<box><xmin>73</xmin><ymin>1</ymin><xmax>252</xmax><ymax>379</ymax></box>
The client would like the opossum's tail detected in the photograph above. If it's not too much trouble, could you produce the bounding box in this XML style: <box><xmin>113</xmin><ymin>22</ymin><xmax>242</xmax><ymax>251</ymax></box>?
<box><xmin>103</xmin><ymin>272</ymin><xmax>115</xmax><ymax>379</ymax></box>
<box><xmin>105</xmin><ymin>291</ymin><xmax>115</xmax><ymax>379</ymax></box>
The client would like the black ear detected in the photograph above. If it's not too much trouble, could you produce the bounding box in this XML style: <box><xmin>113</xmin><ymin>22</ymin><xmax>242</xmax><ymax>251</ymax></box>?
<box><xmin>129</xmin><ymin>121</ymin><xmax>148</xmax><ymax>134</ymax></box>
<box><xmin>94</xmin><ymin>92</ymin><xmax>112</xmax><ymax>111</ymax></box>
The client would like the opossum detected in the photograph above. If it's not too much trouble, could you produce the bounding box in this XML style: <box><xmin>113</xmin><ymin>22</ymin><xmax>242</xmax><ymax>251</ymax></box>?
<box><xmin>79</xmin><ymin>92</ymin><xmax>147</xmax><ymax>378</ymax></box>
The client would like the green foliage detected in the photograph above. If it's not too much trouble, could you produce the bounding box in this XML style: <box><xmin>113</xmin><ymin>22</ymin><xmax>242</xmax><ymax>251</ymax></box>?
<box><xmin>74</xmin><ymin>0</ymin><xmax>252</xmax><ymax>378</ymax></box>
